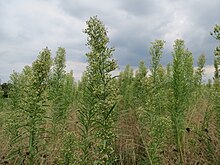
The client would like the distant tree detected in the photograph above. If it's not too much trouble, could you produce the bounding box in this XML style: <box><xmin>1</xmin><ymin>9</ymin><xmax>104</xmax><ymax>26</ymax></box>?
<box><xmin>1</xmin><ymin>83</ymin><xmax>11</xmax><ymax>98</ymax></box>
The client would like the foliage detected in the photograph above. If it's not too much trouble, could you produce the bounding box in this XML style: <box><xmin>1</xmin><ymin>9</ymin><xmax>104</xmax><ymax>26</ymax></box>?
<box><xmin>212</xmin><ymin>22</ymin><xmax>220</xmax><ymax>145</ymax></box>
<box><xmin>211</xmin><ymin>23</ymin><xmax>220</xmax><ymax>81</ymax></box>
<box><xmin>150</xmin><ymin>40</ymin><xmax>166</xmax><ymax>83</ymax></box>
<box><xmin>133</xmin><ymin>61</ymin><xmax>148</xmax><ymax>107</ymax></box>
<box><xmin>1</xmin><ymin>17</ymin><xmax>220</xmax><ymax>165</ymax></box>
<box><xmin>49</xmin><ymin>47</ymin><xmax>75</xmax><ymax>134</ymax></box>
<box><xmin>118</xmin><ymin>64</ymin><xmax>134</xmax><ymax>109</ymax></box>
<box><xmin>5</xmin><ymin>48</ymin><xmax>52</xmax><ymax>164</ymax></box>
<box><xmin>137</xmin><ymin>40</ymin><xmax>170</xmax><ymax>165</ymax></box>
<box><xmin>195</xmin><ymin>54</ymin><xmax>206</xmax><ymax>86</ymax></box>
<box><xmin>0</xmin><ymin>86</ymin><xmax>3</xmax><ymax>108</ymax></box>
<box><xmin>77</xmin><ymin>16</ymin><xmax>118</xmax><ymax>164</ymax></box>
<box><xmin>170</xmin><ymin>39</ymin><xmax>195</xmax><ymax>164</ymax></box>
<box><xmin>0</xmin><ymin>83</ymin><xmax>10</xmax><ymax>98</ymax></box>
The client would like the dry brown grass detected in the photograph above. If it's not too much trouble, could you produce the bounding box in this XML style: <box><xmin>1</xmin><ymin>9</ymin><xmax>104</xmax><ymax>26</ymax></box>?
<box><xmin>170</xmin><ymin>97</ymin><xmax>219</xmax><ymax>165</ymax></box>
<box><xmin>1</xmin><ymin>97</ymin><xmax>220</xmax><ymax>164</ymax></box>
<box><xmin>115</xmin><ymin>108</ymin><xmax>146</xmax><ymax>165</ymax></box>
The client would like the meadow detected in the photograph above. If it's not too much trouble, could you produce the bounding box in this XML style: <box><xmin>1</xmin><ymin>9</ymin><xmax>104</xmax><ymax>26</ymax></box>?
<box><xmin>0</xmin><ymin>16</ymin><xmax>220</xmax><ymax>165</ymax></box>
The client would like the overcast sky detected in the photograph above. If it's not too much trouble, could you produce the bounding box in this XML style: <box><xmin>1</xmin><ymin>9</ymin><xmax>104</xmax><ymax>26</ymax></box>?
<box><xmin>0</xmin><ymin>0</ymin><xmax>219</xmax><ymax>83</ymax></box>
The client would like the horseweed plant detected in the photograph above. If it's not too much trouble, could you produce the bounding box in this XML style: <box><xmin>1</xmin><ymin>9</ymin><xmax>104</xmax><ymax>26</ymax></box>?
<box><xmin>171</xmin><ymin>39</ymin><xmax>194</xmax><ymax>164</ymax></box>
<box><xmin>5</xmin><ymin>48</ymin><xmax>52</xmax><ymax>164</ymax></box>
<box><xmin>211</xmin><ymin>23</ymin><xmax>220</xmax><ymax>141</ymax></box>
<box><xmin>118</xmin><ymin>64</ymin><xmax>134</xmax><ymax>109</ymax></box>
<box><xmin>77</xmin><ymin>16</ymin><xmax>118</xmax><ymax>164</ymax></box>
<box><xmin>139</xmin><ymin>40</ymin><xmax>170</xmax><ymax>165</ymax></box>
<box><xmin>1</xmin><ymin>16</ymin><xmax>220</xmax><ymax>165</ymax></box>
<box><xmin>49</xmin><ymin>47</ymin><xmax>73</xmax><ymax>134</ymax></box>
<box><xmin>133</xmin><ymin>61</ymin><xmax>148</xmax><ymax>107</ymax></box>
<box><xmin>195</xmin><ymin>54</ymin><xmax>206</xmax><ymax>87</ymax></box>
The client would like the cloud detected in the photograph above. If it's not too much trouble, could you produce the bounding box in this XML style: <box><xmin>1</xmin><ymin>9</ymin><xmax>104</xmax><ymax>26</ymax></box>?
<box><xmin>65</xmin><ymin>61</ymin><xmax>87</xmax><ymax>81</ymax></box>
<box><xmin>203</xmin><ymin>65</ymin><xmax>214</xmax><ymax>81</ymax></box>
<box><xmin>0</xmin><ymin>0</ymin><xmax>219</xmax><ymax>82</ymax></box>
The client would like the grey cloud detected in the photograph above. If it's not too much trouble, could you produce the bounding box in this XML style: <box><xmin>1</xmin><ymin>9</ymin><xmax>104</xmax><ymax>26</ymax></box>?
<box><xmin>118</xmin><ymin>0</ymin><xmax>156</xmax><ymax>16</ymax></box>
<box><xmin>57</xmin><ymin>0</ymin><xmax>120</xmax><ymax>20</ymax></box>
<box><xmin>0</xmin><ymin>0</ymin><xmax>220</xmax><ymax>82</ymax></box>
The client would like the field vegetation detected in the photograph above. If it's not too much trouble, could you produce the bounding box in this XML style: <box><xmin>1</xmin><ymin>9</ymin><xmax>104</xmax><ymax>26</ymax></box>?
<box><xmin>0</xmin><ymin>16</ymin><xmax>220</xmax><ymax>165</ymax></box>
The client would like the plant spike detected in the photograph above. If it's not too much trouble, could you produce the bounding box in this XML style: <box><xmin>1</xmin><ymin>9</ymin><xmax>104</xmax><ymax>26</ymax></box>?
<box><xmin>78</xmin><ymin>16</ymin><xmax>118</xmax><ymax>164</ymax></box>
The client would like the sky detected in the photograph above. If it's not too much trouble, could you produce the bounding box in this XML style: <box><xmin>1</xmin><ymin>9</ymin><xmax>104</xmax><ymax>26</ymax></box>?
<box><xmin>0</xmin><ymin>0</ymin><xmax>219</xmax><ymax>83</ymax></box>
